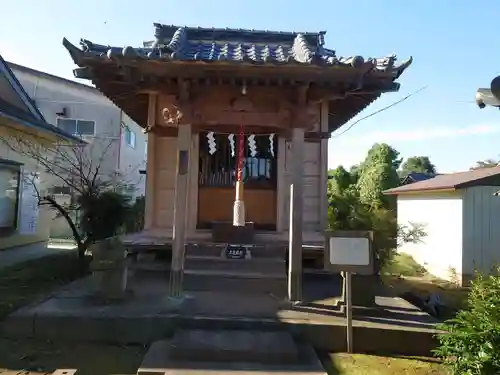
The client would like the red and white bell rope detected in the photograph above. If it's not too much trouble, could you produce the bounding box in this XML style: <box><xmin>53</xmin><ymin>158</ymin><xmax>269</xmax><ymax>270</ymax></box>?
<box><xmin>233</xmin><ymin>124</ymin><xmax>246</xmax><ymax>226</ymax></box>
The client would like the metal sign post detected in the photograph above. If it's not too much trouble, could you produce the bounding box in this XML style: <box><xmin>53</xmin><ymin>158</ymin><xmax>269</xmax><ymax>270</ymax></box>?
<box><xmin>325</xmin><ymin>231</ymin><xmax>374</xmax><ymax>355</ymax></box>
<box><xmin>344</xmin><ymin>271</ymin><xmax>353</xmax><ymax>353</ymax></box>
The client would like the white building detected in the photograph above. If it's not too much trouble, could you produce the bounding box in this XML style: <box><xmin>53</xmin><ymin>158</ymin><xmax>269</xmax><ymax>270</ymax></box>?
<box><xmin>8</xmin><ymin>62</ymin><xmax>147</xmax><ymax>197</ymax></box>
<box><xmin>385</xmin><ymin>167</ymin><xmax>500</xmax><ymax>285</ymax></box>
<box><xmin>0</xmin><ymin>53</ymin><xmax>81</xmax><ymax>249</ymax></box>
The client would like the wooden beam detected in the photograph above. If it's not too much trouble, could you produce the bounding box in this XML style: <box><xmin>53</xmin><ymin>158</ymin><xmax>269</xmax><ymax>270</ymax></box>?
<box><xmin>150</xmin><ymin>126</ymin><xmax>178</xmax><ymax>137</ymax></box>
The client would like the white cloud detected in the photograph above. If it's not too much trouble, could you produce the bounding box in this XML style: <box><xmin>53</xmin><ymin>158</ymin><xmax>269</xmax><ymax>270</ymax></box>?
<box><xmin>333</xmin><ymin>123</ymin><xmax>500</xmax><ymax>145</ymax></box>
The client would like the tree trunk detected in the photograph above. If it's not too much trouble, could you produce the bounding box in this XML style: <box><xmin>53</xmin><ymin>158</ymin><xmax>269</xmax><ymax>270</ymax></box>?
<box><xmin>41</xmin><ymin>196</ymin><xmax>89</xmax><ymax>271</ymax></box>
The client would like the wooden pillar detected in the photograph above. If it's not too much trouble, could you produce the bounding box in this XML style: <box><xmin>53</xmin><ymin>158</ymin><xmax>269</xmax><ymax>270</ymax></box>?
<box><xmin>169</xmin><ymin>123</ymin><xmax>192</xmax><ymax>297</ymax></box>
<box><xmin>144</xmin><ymin>93</ymin><xmax>157</xmax><ymax>230</ymax></box>
<box><xmin>288</xmin><ymin>127</ymin><xmax>304</xmax><ymax>303</ymax></box>
<box><xmin>276</xmin><ymin>136</ymin><xmax>286</xmax><ymax>232</ymax></box>
<box><xmin>319</xmin><ymin>100</ymin><xmax>329</xmax><ymax>230</ymax></box>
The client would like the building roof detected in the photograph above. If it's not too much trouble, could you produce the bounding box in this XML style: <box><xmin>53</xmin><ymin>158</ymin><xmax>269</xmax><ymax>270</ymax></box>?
<box><xmin>400</xmin><ymin>172</ymin><xmax>436</xmax><ymax>185</ymax></box>
<box><xmin>0</xmin><ymin>54</ymin><xmax>82</xmax><ymax>142</ymax></box>
<box><xmin>8</xmin><ymin>61</ymin><xmax>98</xmax><ymax>94</ymax></box>
<box><xmin>385</xmin><ymin>167</ymin><xmax>500</xmax><ymax>195</ymax></box>
<box><xmin>62</xmin><ymin>24</ymin><xmax>412</xmax><ymax>132</ymax></box>
<box><xmin>64</xmin><ymin>24</ymin><xmax>412</xmax><ymax>73</ymax></box>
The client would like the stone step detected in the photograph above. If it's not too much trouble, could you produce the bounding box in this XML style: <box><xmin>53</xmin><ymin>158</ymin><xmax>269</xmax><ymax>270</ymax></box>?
<box><xmin>185</xmin><ymin>255</ymin><xmax>286</xmax><ymax>276</ymax></box>
<box><xmin>183</xmin><ymin>271</ymin><xmax>286</xmax><ymax>297</ymax></box>
<box><xmin>138</xmin><ymin>336</ymin><xmax>327</xmax><ymax>374</ymax></box>
<box><xmin>170</xmin><ymin>329</ymin><xmax>299</xmax><ymax>364</ymax></box>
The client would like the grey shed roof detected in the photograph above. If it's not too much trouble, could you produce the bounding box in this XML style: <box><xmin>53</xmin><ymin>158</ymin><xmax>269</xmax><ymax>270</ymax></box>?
<box><xmin>385</xmin><ymin>167</ymin><xmax>500</xmax><ymax>195</ymax></box>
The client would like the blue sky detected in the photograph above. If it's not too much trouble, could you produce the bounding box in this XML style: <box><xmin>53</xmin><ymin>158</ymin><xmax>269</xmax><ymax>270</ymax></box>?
<box><xmin>1</xmin><ymin>0</ymin><xmax>499</xmax><ymax>172</ymax></box>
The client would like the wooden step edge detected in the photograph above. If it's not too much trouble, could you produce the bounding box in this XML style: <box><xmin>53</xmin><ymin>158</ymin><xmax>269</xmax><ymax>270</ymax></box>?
<box><xmin>185</xmin><ymin>255</ymin><xmax>285</xmax><ymax>263</ymax></box>
<box><xmin>184</xmin><ymin>269</ymin><xmax>287</xmax><ymax>279</ymax></box>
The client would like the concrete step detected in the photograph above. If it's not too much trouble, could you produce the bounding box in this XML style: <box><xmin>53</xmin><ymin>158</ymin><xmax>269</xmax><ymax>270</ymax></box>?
<box><xmin>185</xmin><ymin>255</ymin><xmax>286</xmax><ymax>276</ymax></box>
<box><xmin>170</xmin><ymin>329</ymin><xmax>299</xmax><ymax>364</ymax></box>
<box><xmin>183</xmin><ymin>271</ymin><xmax>286</xmax><ymax>297</ymax></box>
<box><xmin>137</xmin><ymin>335</ymin><xmax>327</xmax><ymax>374</ymax></box>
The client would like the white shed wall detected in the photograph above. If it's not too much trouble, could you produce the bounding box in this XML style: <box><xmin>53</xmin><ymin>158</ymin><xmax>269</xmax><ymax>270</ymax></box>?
<box><xmin>397</xmin><ymin>192</ymin><xmax>463</xmax><ymax>282</ymax></box>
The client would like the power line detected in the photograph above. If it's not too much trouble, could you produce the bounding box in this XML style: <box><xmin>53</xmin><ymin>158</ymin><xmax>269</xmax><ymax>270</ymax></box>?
<box><xmin>331</xmin><ymin>85</ymin><xmax>429</xmax><ymax>138</ymax></box>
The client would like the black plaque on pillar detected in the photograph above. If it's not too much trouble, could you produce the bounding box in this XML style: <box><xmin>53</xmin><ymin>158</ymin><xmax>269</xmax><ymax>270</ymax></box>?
<box><xmin>178</xmin><ymin>150</ymin><xmax>189</xmax><ymax>175</ymax></box>
<box><xmin>225</xmin><ymin>244</ymin><xmax>247</xmax><ymax>259</ymax></box>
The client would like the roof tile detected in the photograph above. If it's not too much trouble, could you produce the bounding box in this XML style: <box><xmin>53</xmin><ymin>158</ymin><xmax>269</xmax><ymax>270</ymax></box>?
<box><xmin>63</xmin><ymin>24</ymin><xmax>412</xmax><ymax>77</ymax></box>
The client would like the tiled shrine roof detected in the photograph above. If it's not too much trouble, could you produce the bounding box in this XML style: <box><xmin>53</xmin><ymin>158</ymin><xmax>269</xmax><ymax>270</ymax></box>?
<box><xmin>63</xmin><ymin>24</ymin><xmax>412</xmax><ymax>77</ymax></box>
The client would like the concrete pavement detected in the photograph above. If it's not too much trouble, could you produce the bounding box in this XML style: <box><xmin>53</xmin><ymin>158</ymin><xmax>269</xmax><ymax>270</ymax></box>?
<box><xmin>0</xmin><ymin>241</ymin><xmax>76</xmax><ymax>270</ymax></box>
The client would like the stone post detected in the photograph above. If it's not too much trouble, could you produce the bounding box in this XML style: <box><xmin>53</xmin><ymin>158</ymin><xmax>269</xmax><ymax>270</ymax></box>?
<box><xmin>169</xmin><ymin>124</ymin><xmax>192</xmax><ymax>297</ymax></box>
<box><xmin>288</xmin><ymin>127</ymin><xmax>304</xmax><ymax>303</ymax></box>
<box><xmin>90</xmin><ymin>237</ymin><xmax>128</xmax><ymax>301</ymax></box>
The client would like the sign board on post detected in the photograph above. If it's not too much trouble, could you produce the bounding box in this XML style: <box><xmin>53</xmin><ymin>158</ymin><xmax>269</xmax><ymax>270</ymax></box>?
<box><xmin>323</xmin><ymin>231</ymin><xmax>374</xmax><ymax>275</ymax></box>
<box><xmin>323</xmin><ymin>230</ymin><xmax>374</xmax><ymax>354</ymax></box>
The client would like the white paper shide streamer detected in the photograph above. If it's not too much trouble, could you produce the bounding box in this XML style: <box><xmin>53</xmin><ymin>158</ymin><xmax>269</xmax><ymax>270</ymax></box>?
<box><xmin>269</xmin><ymin>133</ymin><xmax>275</xmax><ymax>157</ymax></box>
<box><xmin>228</xmin><ymin>134</ymin><xmax>235</xmax><ymax>157</ymax></box>
<box><xmin>248</xmin><ymin>134</ymin><xmax>257</xmax><ymax>157</ymax></box>
<box><xmin>207</xmin><ymin>131</ymin><xmax>217</xmax><ymax>155</ymax></box>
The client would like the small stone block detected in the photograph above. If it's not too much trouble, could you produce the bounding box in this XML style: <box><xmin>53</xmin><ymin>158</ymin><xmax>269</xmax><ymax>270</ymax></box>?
<box><xmin>170</xmin><ymin>329</ymin><xmax>299</xmax><ymax>364</ymax></box>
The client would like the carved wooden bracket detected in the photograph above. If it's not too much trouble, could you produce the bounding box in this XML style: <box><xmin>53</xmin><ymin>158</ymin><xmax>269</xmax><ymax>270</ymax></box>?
<box><xmin>162</xmin><ymin>104</ymin><xmax>184</xmax><ymax>126</ymax></box>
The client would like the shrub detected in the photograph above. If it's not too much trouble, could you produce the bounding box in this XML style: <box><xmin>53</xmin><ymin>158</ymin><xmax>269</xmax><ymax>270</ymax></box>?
<box><xmin>434</xmin><ymin>267</ymin><xmax>500</xmax><ymax>374</ymax></box>
<box><xmin>79</xmin><ymin>191</ymin><xmax>132</xmax><ymax>241</ymax></box>
<box><xmin>124</xmin><ymin>196</ymin><xmax>145</xmax><ymax>233</ymax></box>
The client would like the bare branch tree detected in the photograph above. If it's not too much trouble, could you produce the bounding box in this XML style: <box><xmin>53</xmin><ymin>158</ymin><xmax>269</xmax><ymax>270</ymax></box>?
<box><xmin>0</xmin><ymin>132</ymin><xmax>140</xmax><ymax>267</ymax></box>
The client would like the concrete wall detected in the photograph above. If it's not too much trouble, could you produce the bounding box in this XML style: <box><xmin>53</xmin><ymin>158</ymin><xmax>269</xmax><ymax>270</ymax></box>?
<box><xmin>397</xmin><ymin>191</ymin><xmax>464</xmax><ymax>283</ymax></box>
<box><xmin>462</xmin><ymin>185</ymin><xmax>500</xmax><ymax>277</ymax></box>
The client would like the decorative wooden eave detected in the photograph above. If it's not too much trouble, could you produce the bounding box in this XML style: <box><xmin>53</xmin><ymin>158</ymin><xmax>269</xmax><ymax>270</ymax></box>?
<box><xmin>62</xmin><ymin>24</ymin><xmax>412</xmax><ymax>133</ymax></box>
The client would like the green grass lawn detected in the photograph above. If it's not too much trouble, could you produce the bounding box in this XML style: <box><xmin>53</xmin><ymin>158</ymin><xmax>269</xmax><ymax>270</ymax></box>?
<box><xmin>383</xmin><ymin>253</ymin><xmax>469</xmax><ymax>318</ymax></box>
<box><xmin>325</xmin><ymin>353</ymin><xmax>449</xmax><ymax>375</ymax></box>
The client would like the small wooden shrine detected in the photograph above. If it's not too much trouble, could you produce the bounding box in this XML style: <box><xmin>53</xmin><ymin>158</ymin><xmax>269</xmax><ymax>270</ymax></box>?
<box><xmin>63</xmin><ymin>24</ymin><xmax>411</xmax><ymax>300</ymax></box>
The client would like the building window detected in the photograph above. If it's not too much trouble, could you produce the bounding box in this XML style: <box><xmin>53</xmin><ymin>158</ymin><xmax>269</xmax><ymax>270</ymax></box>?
<box><xmin>48</xmin><ymin>186</ymin><xmax>72</xmax><ymax>195</ymax></box>
<box><xmin>57</xmin><ymin>118</ymin><xmax>95</xmax><ymax>136</ymax></box>
<box><xmin>0</xmin><ymin>160</ymin><xmax>21</xmax><ymax>235</ymax></box>
<box><xmin>125</xmin><ymin>127</ymin><xmax>136</xmax><ymax>148</ymax></box>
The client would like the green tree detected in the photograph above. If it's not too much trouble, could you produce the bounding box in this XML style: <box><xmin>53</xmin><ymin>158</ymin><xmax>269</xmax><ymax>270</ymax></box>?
<box><xmin>328</xmin><ymin>166</ymin><xmax>355</xmax><ymax>196</ymax></box>
<box><xmin>357</xmin><ymin>143</ymin><xmax>401</xmax><ymax>209</ymax></box>
<box><xmin>399</xmin><ymin>156</ymin><xmax>437</xmax><ymax>176</ymax></box>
